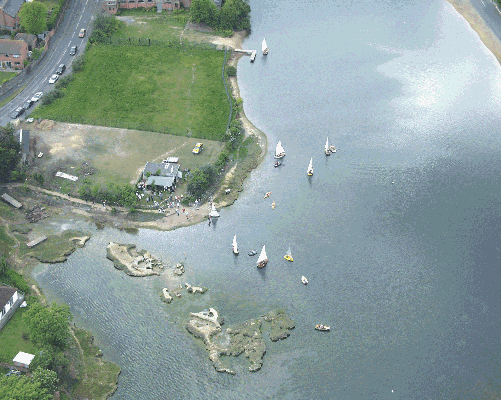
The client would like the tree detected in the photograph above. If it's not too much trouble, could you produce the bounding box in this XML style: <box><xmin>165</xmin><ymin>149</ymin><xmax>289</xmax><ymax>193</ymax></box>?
<box><xmin>0</xmin><ymin>375</ymin><xmax>52</xmax><ymax>400</ymax></box>
<box><xmin>190</xmin><ymin>0</ymin><xmax>219</xmax><ymax>26</ymax></box>
<box><xmin>19</xmin><ymin>1</ymin><xmax>48</xmax><ymax>34</ymax></box>
<box><xmin>0</xmin><ymin>128</ymin><xmax>21</xmax><ymax>183</ymax></box>
<box><xmin>24</xmin><ymin>302</ymin><xmax>72</xmax><ymax>350</ymax></box>
<box><xmin>218</xmin><ymin>0</ymin><xmax>251</xmax><ymax>31</ymax></box>
<box><xmin>31</xmin><ymin>368</ymin><xmax>58</xmax><ymax>393</ymax></box>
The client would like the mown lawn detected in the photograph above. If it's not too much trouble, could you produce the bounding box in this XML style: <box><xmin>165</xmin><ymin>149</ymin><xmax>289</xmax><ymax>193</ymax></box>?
<box><xmin>0</xmin><ymin>71</ymin><xmax>17</xmax><ymax>84</ymax></box>
<box><xmin>0</xmin><ymin>308</ymin><xmax>39</xmax><ymax>364</ymax></box>
<box><xmin>119</xmin><ymin>11</ymin><xmax>189</xmax><ymax>42</ymax></box>
<box><xmin>34</xmin><ymin>43</ymin><xmax>230</xmax><ymax>140</ymax></box>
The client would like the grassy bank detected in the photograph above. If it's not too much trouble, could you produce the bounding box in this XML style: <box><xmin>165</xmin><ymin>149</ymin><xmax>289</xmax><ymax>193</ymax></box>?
<box><xmin>33</xmin><ymin>43</ymin><xmax>229</xmax><ymax>140</ymax></box>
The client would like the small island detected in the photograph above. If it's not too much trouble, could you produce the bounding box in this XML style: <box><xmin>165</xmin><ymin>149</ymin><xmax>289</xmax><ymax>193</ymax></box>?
<box><xmin>186</xmin><ymin>308</ymin><xmax>295</xmax><ymax>374</ymax></box>
<box><xmin>106</xmin><ymin>242</ymin><xmax>164</xmax><ymax>276</ymax></box>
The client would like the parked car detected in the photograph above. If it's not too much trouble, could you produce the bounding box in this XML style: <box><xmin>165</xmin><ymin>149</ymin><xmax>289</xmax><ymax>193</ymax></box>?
<box><xmin>31</xmin><ymin>92</ymin><xmax>43</xmax><ymax>102</ymax></box>
<box><xmin>56</xmin><ymin>64</ymin><xmax>66</xmax><ymax>75</ymax></box>
<box><xmin>9</xmin><ymin>107</ymin><xmax>24</xmax><ymax>119</ymax></box>
<box><xmin>22</xmin><ymin>99</ymin><xmax>34</xmax><ymax>110</ymax></box>
<box><xmin>49</xmin><ymin>74</ymin><xmax>59</xmax><ymax>84</ymax></box>
<box><xmin>69</xmin><ymin>45</ymin><xmax>78</xmax><ymax>55</ymax></box>
<box><xmin>79</xmin><ymin>28</ymin><xmax>86</xmax><ymax>38</ymax></box>
<box><xmin>192</xmin><ymin>143</ymin><xmax>203</xmax><ymax>154</ymax></box>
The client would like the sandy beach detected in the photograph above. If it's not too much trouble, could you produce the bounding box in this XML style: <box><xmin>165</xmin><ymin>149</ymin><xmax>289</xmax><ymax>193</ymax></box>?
<box><xmin>446</xmin><ymin>0</ymin><xmax>501</xmax><ymax>63</ymax></box>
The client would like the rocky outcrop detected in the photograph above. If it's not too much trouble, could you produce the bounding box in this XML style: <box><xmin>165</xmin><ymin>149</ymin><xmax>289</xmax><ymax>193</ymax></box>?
<box><xmin>161</xmin><ymin>288</ymin><xmax>173</xmax><ymax>303</ymax></box>
<box><xmin>185</xmin><ymin>283</ymin><xmax>208</xmax><ymax>294</ymax></box>
<box><xmin>106</xmin><ymin>242</ymin><xmax>164</xmax><ymax>277</ymax></box>
<box><xmin>186</xmin><ymin>308</ymin><xmax>294</xmax><ymax>375</ymax></box>
<box><xmin>173</xmin><ymin>263</ymin><xmax>185</xmax><ymax>275</ymax></box>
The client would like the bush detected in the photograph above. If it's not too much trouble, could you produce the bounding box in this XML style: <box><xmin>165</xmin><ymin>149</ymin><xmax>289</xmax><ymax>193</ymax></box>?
<box><xmin>41</xmin><ymin>89</ymin><xmax>64</xmax><ymax>106</ymax></box>
<box><xmin>226</xmin><ymin>65</ymin><xmax>237</xmax><ymax>77</ymax></box>
<box><xmin>3</xmin><ymin>269</ymin><xmax>31</xmax><ymax>294</ymax></box>
<box><xmin>71</xmin><ymin>56</ymin><xmax>84</xmax><ymax>72</ymax></box>
<box><xmin>55</xmin><ymin>74</ymin><xmax>74</xmax><ymax>89</ymax></box>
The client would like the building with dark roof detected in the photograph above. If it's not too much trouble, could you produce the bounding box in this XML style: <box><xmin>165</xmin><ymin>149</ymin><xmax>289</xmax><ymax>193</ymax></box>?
<box><xmin>0</xmin><ymin>39</ymin><xmax>28</xmax><ymax>69</ymax></box>
<box><xmin>142</xmin><ymin>161</ymin><xmax>181</xmax><ymax>189</ymax></box>
<box><xmin>0</xmin><ymin>284</ymin><xmax>24</xmax><ymax>331</ymax></box>
<box><xmin>14</xmin><ymin>33</ymin><xmax>37</xmax><ymax>50</ymax></box>
<box><xmin>0</xmin><ymin>0</ymin><xmax>23</xmax><ymax>30</ymax></box>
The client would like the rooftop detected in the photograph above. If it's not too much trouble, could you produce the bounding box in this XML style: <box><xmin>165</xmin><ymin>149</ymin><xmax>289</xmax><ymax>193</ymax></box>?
<box><xmin>143</xmin><ymin>161</ymin><xmax>180</xmax><ymax>178</ymax></box>
<box><xmin>1</xmin><ymin>0</ymin><xmax>24</xmax><ymax>18</ymax></box>
<box><xmin>0</xmin><ymin>285</ymin><xmax>17</xmax><ymax>310</ymax></box>
<box><xmin>0</xmin><ymin>39</ymin><xmax>26</xmax><ymax>56</ymax></box>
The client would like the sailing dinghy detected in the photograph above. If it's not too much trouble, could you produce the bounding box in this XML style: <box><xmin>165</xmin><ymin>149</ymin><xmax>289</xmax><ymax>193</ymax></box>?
<box><xmin>307</xmin><ymin>158</ymin><xmax>314</xmax><ymax>176</ymax></box>
<box><xmin>274</xmin><ymin>141</ymin><xmax>285</xmax><ymax>159</ymax></box>
<box><xmin>262</xmin><ymin>38</ymin><xmax>269</xmax><ymax>55</ymax></box>
<box><xmin>284</xmin><ymin>245</ymin><xmax>293</xmax><ymax>262</ymax></box>
<box><xmin>232</xmin><ymin>234</ymin><xmax>239</xmax><ymax>255</ymax></box>
<box><xmin>257</xmin><ymin>245</ymin><xmax>268</xmax><ymax>268</ymax></box>
<box><xmin>301</xmin><ymin>276</ymin><xmax>308</xmax><ymax>285</ymax></box>
<box><xmin>325</xmin><ymin>137</ymin><xmax>331</xmax><ymax>156</ymax></box>
<box><xmin>209</xmin><ymin>203</ymin><xmax>220</xmax><ymax>218</ymax></box>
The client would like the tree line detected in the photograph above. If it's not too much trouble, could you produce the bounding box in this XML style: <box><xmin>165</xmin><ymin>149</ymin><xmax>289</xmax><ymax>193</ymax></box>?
<box><xmin>190</xmin><ymin>0</ymin><xmax>251</xmax><ymax>33</ymax></box>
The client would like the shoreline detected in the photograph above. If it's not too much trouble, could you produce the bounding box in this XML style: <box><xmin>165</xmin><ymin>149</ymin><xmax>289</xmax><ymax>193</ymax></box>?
<box><xmin>445</xmin><ymin>0</ymin><xmax>501</xmax><ymax>63</ymax></box>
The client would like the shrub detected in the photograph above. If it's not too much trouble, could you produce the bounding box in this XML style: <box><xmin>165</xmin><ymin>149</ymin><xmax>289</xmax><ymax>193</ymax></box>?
<box><xmin>72</xmin><ymin>56</ymin><xmax>84</xmax><ymax>72</ymax></box>
<box><xmin>55</xmin><ymin>74</ymin><xmax>74</xmax><ymax>89</ymax></box>
<box><xmin>226</xmin><ymin>65</ymin><xmax>237</xmax><ymax>77</ymax></box>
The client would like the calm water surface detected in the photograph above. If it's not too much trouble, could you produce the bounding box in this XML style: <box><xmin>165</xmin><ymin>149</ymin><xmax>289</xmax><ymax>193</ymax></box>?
<box><xmin>33</xmin><ymin>0</ymin><xmax>501</xmax><ymax>398</ymax></box>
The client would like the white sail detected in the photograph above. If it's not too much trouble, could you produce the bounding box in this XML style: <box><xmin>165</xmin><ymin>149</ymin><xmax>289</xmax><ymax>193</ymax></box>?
<box><xmin>287</xmin><ymin>245</ymin><xmax>292</xmax><ymax>256</ymax></box>
<box><xmin>307</xmin><ymin>157</ymin><xmax>313</xmax><ymax>175</ymax></box>
<box><xmin>209</xmin><ymin>203</ymin><xmax>220</xmax><ymax>218</ymax></box>
<box><xmin>232</xmin><ymin>234</ymin><xmax>238</xmax><ymax>254</ymax></box>
<box><xmin>325</xmin><ymin>137</ymin><xmax>329</xmax><ymax>151</ymax></box>
<box><xmin>257</xmin><ymin>245</ymin><xmax>267</xmax><ymax>263</ymax></box>
<box><xmin>262</xmin><ymin>38</ymin><xmax>268</xmax><ymax>54</ymax></box>
<box><xmin>275</xmin><ymin>141</ymin><xmax>285</xmax><ymax>158</ymax></box>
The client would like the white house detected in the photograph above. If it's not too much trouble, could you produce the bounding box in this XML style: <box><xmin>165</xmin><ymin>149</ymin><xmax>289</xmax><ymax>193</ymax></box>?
<box><xmin>0</xmin><ymin>285</ymin><xmax>24</xmax><ymax>330</ymax></box>
<box><xmin>12</xmin><ymin>351</ymin><xmax>35</xmax><ymax>370</ymax></box>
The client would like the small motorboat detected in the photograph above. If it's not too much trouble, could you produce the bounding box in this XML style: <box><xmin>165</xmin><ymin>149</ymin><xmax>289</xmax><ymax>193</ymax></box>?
<box><xmin>301</xmin><ymin>276</ymin><xmax>308</xmax><ymax>285</ymax></box>
<box><xmin>264</xmin><ymin>191</ymin><xmax>272</xmax><ymax>199</ymax></box>
<box><xmin>330</xmin><ymin>144</ymin><xmax>336</xmax><ymax>153</ymax></box>
<box><xmin>248</xmin><ymin>250</ymin><xmax>257</xmax><ymax>256</ymax></box>
<box><xmin>274</xmin><ymin>161</ymin><xmax>281</xmax><ymax>168</ymax></box>
<box><xmin>315</xmin><ymin>324</ymin><xmax>330</xmax><ymax>332</ymax></box>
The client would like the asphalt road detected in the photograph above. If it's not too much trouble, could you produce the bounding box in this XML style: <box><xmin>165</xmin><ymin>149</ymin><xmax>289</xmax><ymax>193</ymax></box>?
<box><xmin>0</xmin><ymin>0</ymin><xmax>102</xmax><ymax>126</ymax></box>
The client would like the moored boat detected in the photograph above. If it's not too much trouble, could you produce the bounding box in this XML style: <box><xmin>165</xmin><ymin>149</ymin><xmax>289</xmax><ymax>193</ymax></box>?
<box><xmin>248</xmin><ymin>250</ymin><xmax>257</xmax><ymax>256</ymax></box>
<box><xmin>307</xmin><ymin>158</ymin><xmax>314</xmax><ymax>176</ymax></box>
<box><xmin>209</xmin><ymin>203</ymin><xmax>220</xmax><ymax>218</ymax></box>
<box><xmin>315</xmin><ymin>324</ymin><xmax>330</xmax><ymax>331</ymax></box>
<box><xmin>274</xmin><ymin>161</ymin><xmax>281</xmax><ymax>168</ymax></box>
<box><xmin>262</xmin><ymin>38</ymin><xmax>269</xmax><ymax>55</ymax></box>
<box><xmin>232</xmin><ymin>234</ymin><xmax>239</xmax><ymax>255</ymax></box>
<box><xmin>257</xmin><ymin>245</ymin><xmax>268</xmax><ymax>268</ymax></box>
<box><xmin>275</xmin><ymin>141</ymin><xmax>286</xmax><ymax>159</ymax></box>
<box><xmin>284</xmin><ymin>245</ymin><xmax>293</xmax><ymax>262</ymax></box>
<box><xmin>301</xmin><ymin>275</ymin><xmax>308</xmax><ymax>285</ymax></box>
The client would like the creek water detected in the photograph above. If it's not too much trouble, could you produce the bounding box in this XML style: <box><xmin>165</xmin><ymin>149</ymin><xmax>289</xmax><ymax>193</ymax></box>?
<box><xmin>32</xmin><ymin>0</ymin><xmax>501</xmax><ymax>398</ymax></box>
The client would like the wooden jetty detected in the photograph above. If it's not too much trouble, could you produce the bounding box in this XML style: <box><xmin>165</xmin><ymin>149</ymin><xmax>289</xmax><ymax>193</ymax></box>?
<box><xmin>235</xmin><ymin>49</ymin><xmax>256</xmax><ymax>62</ymax></box>
<box><xmin>1</xmin><ymin>193</ymin><xmax>22</xmax><ymax>209</ymax></box>
<box><xmin>26</xmin><ymin>236</ymin><xmax>47</xmax><ymax>248</ymax></box>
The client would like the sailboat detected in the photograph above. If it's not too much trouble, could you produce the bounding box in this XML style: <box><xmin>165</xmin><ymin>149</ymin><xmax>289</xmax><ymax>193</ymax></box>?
<box><xmin>257</xmin><ymin>245</ymin><xmax>268</xmax><ymax>268</ymax></box>
<box><xmin>325</xmin><ymin>137</ymin><xmax>331</xmax><ymax>156</ymax></box>
<box><xmin>307</xmin><ymin>158</ymin><xmax>314</xmax><ymax>176</ymax></box>
<box><xmin>232</xmin><ymin>234</ymin><xmax>239</xmax><ymax>255</ymax></box>
<box><xmin>209</xmin><ymin>203</ymin><xmax>220</xmax><ymax>218</ymax></box>
<box><xmin>274</xmin><ymin>141</ymin><xmax>285</xmax><ymax>159</ymax></box>
<box><xmin>284</xmin><ymin>245</ymin><xmax>293</xmax><ymax>262</ymax></box>
<box><xmin>262</xmin><ymin>38</ymin><xmax>269</xmax><ymax>55</ymax></box>
<box><xmin>301</xmin><ymin>276</ymin><xmax>308</xmax><ymax>285</ymax></box>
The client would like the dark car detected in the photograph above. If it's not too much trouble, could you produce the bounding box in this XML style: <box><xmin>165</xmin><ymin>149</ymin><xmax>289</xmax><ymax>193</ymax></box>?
<box><xmin>69</xmin><ymin>45</ymin><xmax>77</xmax><ymax>56</ymax></box>
<box><xmin>22</xmin><ymin>99</ymin><xmax>34</xmax><ymax>110</ymax></box>
<box><xmin>9</xmin><ymin>107</ymin><xmax>24</xmax><ymax>119</ymax></box>
<box><xmin>56</xmin><ymin>64</ymin><xmax>66</xmax><ymax>75</ymax></box>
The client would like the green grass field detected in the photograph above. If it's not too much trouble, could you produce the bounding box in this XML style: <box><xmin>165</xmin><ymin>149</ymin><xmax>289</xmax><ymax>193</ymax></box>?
<box><xmin>0</xmin><ymin>308</ymin><xmax>39</xmax><ymax>364</ymax></box>
<box><xmin>0</xmin><ymin>71</ymin><xmax>17</xmax><ymax>84</ymax></box>
<box><xmin>120</xmin><ymin>11</ymin><xmax>189</xmax><ymax>42</ymax></box>
<box><xmin>34</xmin><ymin>43</ymin><xmax>230</xmax><ymax>140</ymax></box>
